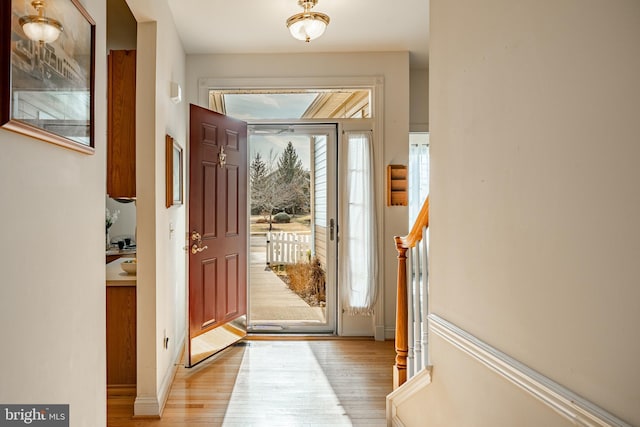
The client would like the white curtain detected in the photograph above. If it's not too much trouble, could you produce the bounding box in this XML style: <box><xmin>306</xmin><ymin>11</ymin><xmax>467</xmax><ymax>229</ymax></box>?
<box><xmin>341</xmin><ymin>131</ymin><xmax>378</xmax><ymax>315</ymax></box>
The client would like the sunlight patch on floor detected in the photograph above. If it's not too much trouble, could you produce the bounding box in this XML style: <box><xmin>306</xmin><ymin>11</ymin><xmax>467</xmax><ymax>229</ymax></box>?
<box><xmin>222</xmin><ymin>342</ymin><xmax>353</xmax><ymax>426</ymax></box>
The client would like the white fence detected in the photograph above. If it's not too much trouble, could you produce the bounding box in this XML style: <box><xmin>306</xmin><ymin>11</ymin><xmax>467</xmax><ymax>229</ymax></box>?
<box><xmin>266</xmin><ymin>232</ymin><xmax>311</xmax><ymax>265</ymax></box>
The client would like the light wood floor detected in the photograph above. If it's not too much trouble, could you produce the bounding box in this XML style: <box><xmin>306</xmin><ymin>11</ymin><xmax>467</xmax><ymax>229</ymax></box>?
<box><xmin>107</xmin><ymin>339</ymin><xmax>395</xmax><ymax>426</ymax></box>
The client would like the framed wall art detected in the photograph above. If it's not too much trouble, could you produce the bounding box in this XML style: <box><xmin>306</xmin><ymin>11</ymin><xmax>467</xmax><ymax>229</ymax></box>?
<box><xmin>166</xmin><ymin>134</ymin><xmax>183</xmax><ymax>208</ymax></box>
<box><xmin>1</xmin><ymin>0</ymin><xmax>96</xmax><ymax>154</ymax></box>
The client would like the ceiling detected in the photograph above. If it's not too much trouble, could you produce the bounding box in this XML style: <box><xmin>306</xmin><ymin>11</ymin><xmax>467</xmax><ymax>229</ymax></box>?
<box><xmin>165</xmin><ymin>0</ymin><xmax>429</xmax><ymax>69</ymax></box>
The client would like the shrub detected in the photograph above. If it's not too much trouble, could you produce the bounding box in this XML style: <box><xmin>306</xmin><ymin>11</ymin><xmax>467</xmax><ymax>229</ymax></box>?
<box><xmin>286</xmin><ymin>262</ymin><xmax>311</xmax><ymax>296</ymax></box>
<box><xmin>284</xmin><ymin>257</ymin><xmax>326</xmax><ymax>303</ymax></box>
<box><xmin>273</xmin><ymin>211</ymin><xmax>291</xmax><ymax>223</ymax></box>
<box><xmin>309</xmin><ymin>257</ymin><xmax>326</xmax><ymax>301</ymax></box>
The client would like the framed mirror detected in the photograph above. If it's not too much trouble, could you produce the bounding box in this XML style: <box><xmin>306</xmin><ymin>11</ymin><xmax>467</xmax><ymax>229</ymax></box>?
<box><xmin>1</xmin><ymin>0</ymin><xmax>96</xmax><ymax>154</ymax></box>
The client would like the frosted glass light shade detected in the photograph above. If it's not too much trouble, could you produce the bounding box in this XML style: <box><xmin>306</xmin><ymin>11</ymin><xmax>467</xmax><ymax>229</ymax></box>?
<box><xmin>19</xmin><ymin>1</ymin><xmax>63</xmax><ymax>44</ymax></box>
<box><xmin>287</xmin><ymin>12</ymin><xmax>330</xmax><ymax>42</ymax></box>
<box><xmin>20</xmin><ymin>17</ymin><xmax>63</xmax><ymax>44</ymax></box>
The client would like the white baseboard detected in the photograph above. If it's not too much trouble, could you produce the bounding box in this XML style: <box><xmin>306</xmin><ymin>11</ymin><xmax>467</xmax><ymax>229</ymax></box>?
<box><xmin>158</xmin><ymin>338</ymin><xmax>185</xmax><ymax>414</ymax></box>
<box><xmin>429</xmin><ymin>314</ymin><xmax>631</xmax><ymax>427</ymax></box>
<box><xmin>385</xmin><ymin>327</ymin><xmax>396</xmax><ymax>340</ymax></box>
<box><xmin>386</xmin><ymin>367</ymin><xmax>432</xmax><ymax>427</ymax></box>
<box><xmin>133</xmin><ymin>396</ymin><xmax>161</xmax><ymax>417</ymax></box>
<box><xmin>134</xmin><ymin>338</ymin><xmax>185</xmax><ymax>417</ymax></box>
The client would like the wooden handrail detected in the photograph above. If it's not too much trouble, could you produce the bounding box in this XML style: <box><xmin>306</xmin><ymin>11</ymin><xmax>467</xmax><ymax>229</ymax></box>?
<box><xmin>393</xmin><ymin>196</ymin><xmax>429</xmax><ymax>389</ymax></box>
<box><xmin>400</xmin><ymin>196</ymin><xmax>429</xmax><ymax>249</ymax></box>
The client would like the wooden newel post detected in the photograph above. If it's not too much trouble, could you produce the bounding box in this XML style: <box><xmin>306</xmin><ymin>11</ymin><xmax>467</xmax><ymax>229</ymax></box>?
<box><xmin>393</xmin><ymin>236</ymin><xmax>408</xmax><ymax>389</ymax></box>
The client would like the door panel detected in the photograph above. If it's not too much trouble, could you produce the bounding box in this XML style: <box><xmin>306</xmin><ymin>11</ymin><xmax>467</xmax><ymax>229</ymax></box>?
<box><xmin>203</xmin><ymin>162</ymin><xmax>218</xmax><ymax>238</ymax></box>
<box><xmin>225</xmin><ymin>254</ymin><xmax>240</xmax><ymax>317</ymax></box>
<box><xmin>225</xmin><ymin>166</ymin><xmax>239</xmax><ymax>236</ymax></box>
<box><xmin>188</xmin><ymin>104</ymin><xmax>247</xmax><ymax>366</ymax></box>
<box><xmin>201</xmin><ymin>259</ymin><xmax>218</xmax><ymax>328</ymax></box>
<box><xmin>225</xmin><ymin>129</ymin><xmax>239</xmax><ymax>150</ymax></box>
<box><xmin>202</xmin><ymin>123</ymin><xmax>217</xmax><ymax>146</ymax></box>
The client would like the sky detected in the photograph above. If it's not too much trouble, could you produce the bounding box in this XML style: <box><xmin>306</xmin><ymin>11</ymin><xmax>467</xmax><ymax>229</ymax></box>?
<box><xmin>222</xmin><ymin>92</ymin><xmax>332</xmax><ymax>171</ymax></box>
<box><xmin>225</xmin><ymin>93</ymin><xmax>319</xmax><ymax>121</ymax></box>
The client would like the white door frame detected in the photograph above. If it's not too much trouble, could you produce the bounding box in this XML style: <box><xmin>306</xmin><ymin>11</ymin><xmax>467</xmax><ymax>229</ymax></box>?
<box><xmin>246</xmin><ymin>122</ymin><xmax>338</xmax><ymax>334</ymax></box>
<box><xmin>196</xmin><ymin>76</ymin><xmax>385</xmax><ymax>340</ymax></box>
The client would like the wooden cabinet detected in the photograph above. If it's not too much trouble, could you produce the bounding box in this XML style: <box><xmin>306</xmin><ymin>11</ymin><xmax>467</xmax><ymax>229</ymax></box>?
<box><xmin>387</xmin><ymin>164</ymin><xmax>408</xmax><ymax>206</ymax></box>
<box><xmin>106</xmin><ymin>254</ymin><xmax>122</xmax><ymax>264</ymax></box>
<box><xmin>107</xmin><ymin>50</ymin><xmax>136</xmax><ymax>199</ymax></box>
<box><xmin>106</xmin><ymin>285</ymin><xmax>136</xmax><ymax>387</ymax></box>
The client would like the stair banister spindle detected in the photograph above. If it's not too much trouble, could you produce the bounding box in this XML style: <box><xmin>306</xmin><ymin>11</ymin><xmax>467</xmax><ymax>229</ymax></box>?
<box><xmin>407</xmin><ymin>249</ymin><xmax>415</xmax><ymax>378</ymax></box>
<box><xmin>412</xmin><ymin>244</ymin><xmax>423</xmax><ymax>373</ymax></box>
<box><xmin>421</xmin><ymin>227</ymin><xmax>429</xmax><ymax>368</ymax></box>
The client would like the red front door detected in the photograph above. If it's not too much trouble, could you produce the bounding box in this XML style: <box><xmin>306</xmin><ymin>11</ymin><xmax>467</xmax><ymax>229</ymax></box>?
<box><xmin>188</xmin><ymin>104</ymin><xmax>247</xmax><ymax>362</ymax></box>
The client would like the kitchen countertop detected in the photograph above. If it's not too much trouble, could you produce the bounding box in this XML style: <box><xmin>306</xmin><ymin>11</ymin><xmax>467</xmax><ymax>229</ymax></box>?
<box><xmin>106</xmin><ymin>257</ymin><xmax>136</xmax><ymax>287</ymax></box>
<box><xmin>106</xmin><ymin>248</ymin><xmax>136</xmax><ymax>256</ymax></box>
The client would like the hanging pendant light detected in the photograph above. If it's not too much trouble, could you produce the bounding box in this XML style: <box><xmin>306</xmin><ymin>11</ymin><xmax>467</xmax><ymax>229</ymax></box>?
<box><xmin>286</xmin><ymin>0</ymin><xmax>330</xmax><ymax>43</ymax></box>
<box><xmin>19</xmin><ymin>0</ymin><xmax>63</xmax><ymax>45</ymax></box>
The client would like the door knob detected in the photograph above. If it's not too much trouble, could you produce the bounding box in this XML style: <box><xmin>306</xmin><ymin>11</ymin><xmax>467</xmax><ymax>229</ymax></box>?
<box><xmin>191</xmin><ymin>244</ymin><xmax>208</xmax><ymax>254</ymax></box>
<box><xmin>218</xmin><ymin>146</ymin><xmax>227</xmax><ymax>168</ymax></box>
<box><xmin>190</xmin><ymin>230</ymin><xmax>207</xmax><ymax>254</ymax></box>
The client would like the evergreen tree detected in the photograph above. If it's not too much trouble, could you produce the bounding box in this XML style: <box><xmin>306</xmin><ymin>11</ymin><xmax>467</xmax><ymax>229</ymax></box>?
<box><xmin>277</xmin><ymin>141</ymin><xmax>304</xmax><ymax>182</ymax></box>
<box><xmin>276</xmin><ymin>142</ymin><xmax>309</xmax><ymax>215</ymax></box>
<box><xmin>250</xmin><ymin>152</ymin><xmax>268</xmax><ymax>214</ymax></box>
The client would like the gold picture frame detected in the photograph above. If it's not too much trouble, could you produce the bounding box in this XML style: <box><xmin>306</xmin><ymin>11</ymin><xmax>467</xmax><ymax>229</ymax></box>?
<box><xmin>166</xmin><ymin>134</ymin><xmax>183</xmax><ymax>208</ymax></box>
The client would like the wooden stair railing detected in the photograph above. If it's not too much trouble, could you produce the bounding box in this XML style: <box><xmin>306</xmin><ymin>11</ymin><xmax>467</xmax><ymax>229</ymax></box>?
<box><xmin>393</xmin><ymin>196</ymin><xmax>429</xmax><ymax>389</ymax></box>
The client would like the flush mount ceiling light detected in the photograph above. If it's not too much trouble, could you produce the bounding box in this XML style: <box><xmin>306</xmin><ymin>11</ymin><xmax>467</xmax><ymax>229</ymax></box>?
<box><xmin>286</xmin><ymin>0</ymin><xmax>330</xmax><ymax>43</ymax></box>
<box><xmin>19</xmin><ymin>0</ymin><xmax>64</xmax><ymax>45</ymax></box>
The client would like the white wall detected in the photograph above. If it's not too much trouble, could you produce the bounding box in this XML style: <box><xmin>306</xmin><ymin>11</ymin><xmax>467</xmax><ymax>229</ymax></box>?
<box><xmin>0</xmin><ymin>0</ymin><xmax>107</xmax><ymax>425</ymax></box>
<box><xmin>186</xmin><ymin>52</ymin><xmax>410</xmax><ymax>339</ymax></box>
<box><xmin>125</xmin><ymin>0</ymin><xmax>187</xmax><ymax>415</ymax></box>
<box><xmin>402</xmin><ymin>0</ymin><xmax>640</xmax><ymax>425</ymax></box>
<box><xmin>107</xmin><ymin>0</ymin><xmax>136</xmax><ymax>50</ymax></box>
<box><xmin>410</xmin><ymin>68</ymin><xmax>428</xmax><ymax>132</ymax></box>
<box><xmin>150</xmin><ymin>8</ymin><xmax>187</xmax><ymax>403</ymax></box>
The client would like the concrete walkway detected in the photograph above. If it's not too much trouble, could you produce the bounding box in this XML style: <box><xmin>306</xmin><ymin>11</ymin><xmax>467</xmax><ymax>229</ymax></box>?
<box><xmin>249</xmin><ymin>234</ymin><xmax>325</xmax><ymax>324</ymax></box>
